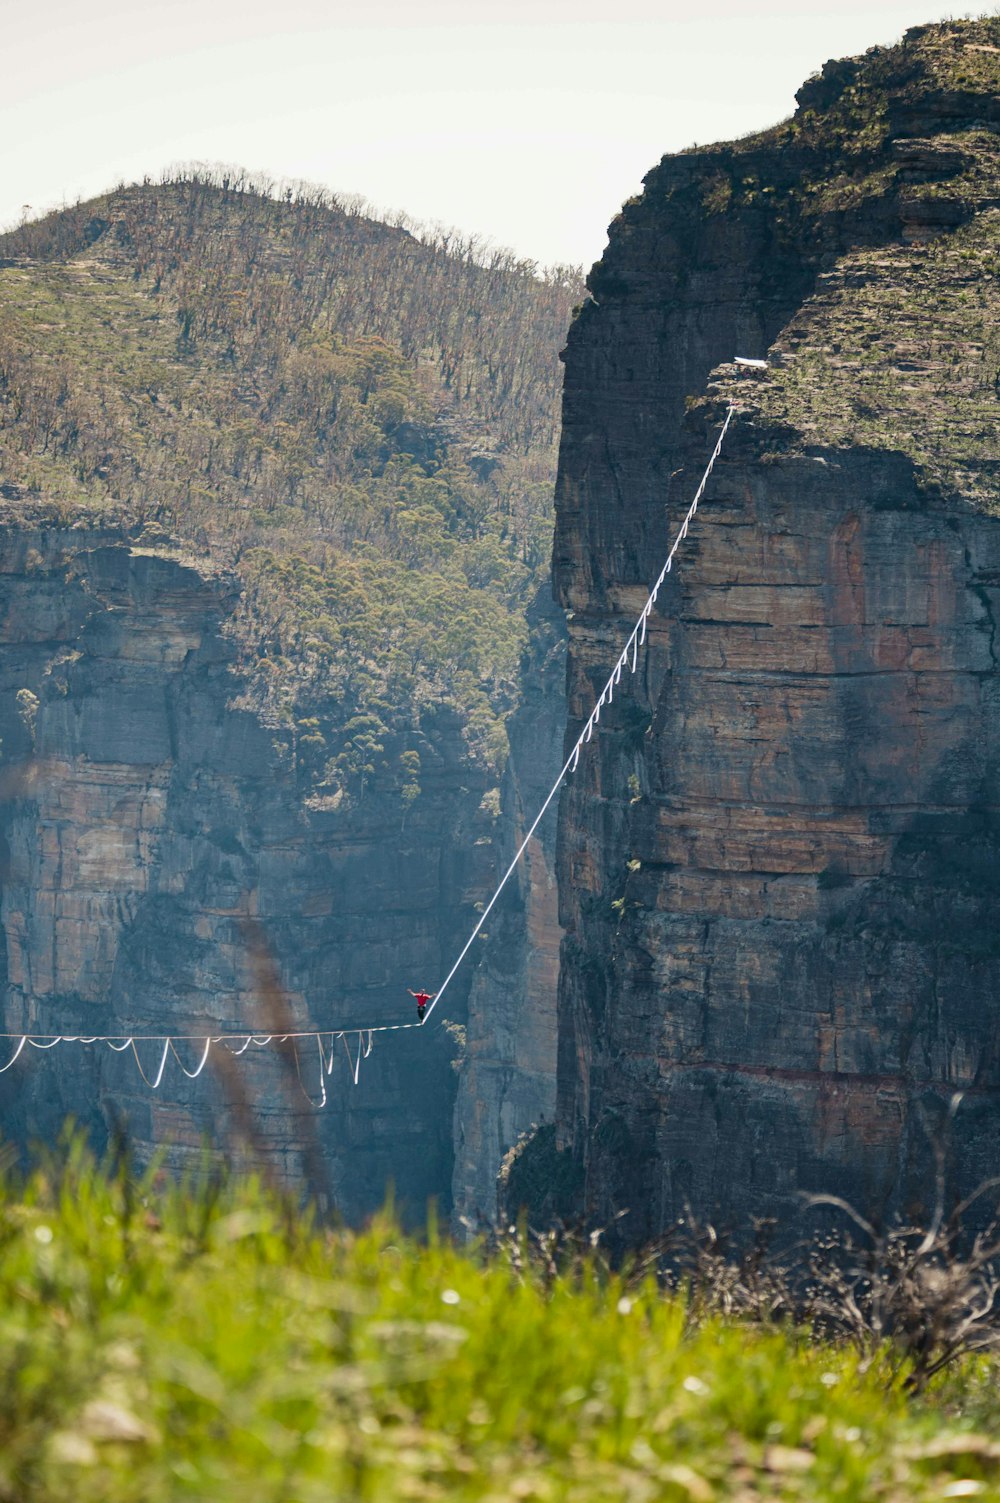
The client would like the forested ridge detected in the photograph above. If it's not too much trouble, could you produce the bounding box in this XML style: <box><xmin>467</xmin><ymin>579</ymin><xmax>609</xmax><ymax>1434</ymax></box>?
<box><xmin>0</xmin><ymin>171</ymin><xmax>582</xmax><ymax>791</ymax></box>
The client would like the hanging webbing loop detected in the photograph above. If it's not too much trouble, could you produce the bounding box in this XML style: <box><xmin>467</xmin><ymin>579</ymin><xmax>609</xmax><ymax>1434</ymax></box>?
<box><xmin>0</xmin><ymin>404</ymin><xmax>736</xmax><ymax>1084</ymax></box>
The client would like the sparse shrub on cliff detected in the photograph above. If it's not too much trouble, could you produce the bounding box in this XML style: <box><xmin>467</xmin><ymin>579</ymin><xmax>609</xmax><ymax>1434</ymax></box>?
<box><xmin>802</xmin><ymin>1186</ymin><xmax>1000</xmax><ymax>1394</ymax></box>
<box><xmin>498</xmin><ymin>1122</ymin><xmax>585</xmax><ymax>1225</ymax></box>
<box><xmin>439</xmin><ymin>1019</ymin><xmax>467</xmax><ymax>1074</ymax></box>
<box><xmin>14</xmin><ymin>687</ymin><xmax>38</xmax><ymax>744</ymax></box>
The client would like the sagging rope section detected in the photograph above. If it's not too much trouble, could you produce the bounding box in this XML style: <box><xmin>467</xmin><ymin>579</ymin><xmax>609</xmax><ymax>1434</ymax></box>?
<box><xmin>0</xmin><ymin>1030</ymin><xmax>377</xmax><ymax>1108</ymax></box>
<box><xmin>0</xmin><ymin>402</ymin><xmax>736</xmax><ymax>1099</ymax></box>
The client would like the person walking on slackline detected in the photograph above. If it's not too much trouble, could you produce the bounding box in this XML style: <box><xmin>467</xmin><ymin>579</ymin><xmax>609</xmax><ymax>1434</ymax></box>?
<box><xmin>408</xmin><ymin>988</ymin><xmax>435</xmax><ymax>1023</ymax></box>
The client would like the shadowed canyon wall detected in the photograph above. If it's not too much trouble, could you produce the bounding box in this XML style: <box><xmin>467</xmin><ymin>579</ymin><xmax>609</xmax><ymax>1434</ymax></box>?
<box><xmin>451</xmin><ymin>589</ymin><xmax>565</xmax><ymax>1227</ymax></box>
<box><xmin>548</xmin><ymin>21</ymin><xmax>1000</xmax><ymax>1238</ymax></box>
<box><xmin>0</xmin><ymin>518</ymin><xmax>492</xmax><ymax>1222</ymax></box>
<box><xmin>5</xmin><ymin>25</ymin><xmax>1000</xmax><ymax>1234</ymax></box>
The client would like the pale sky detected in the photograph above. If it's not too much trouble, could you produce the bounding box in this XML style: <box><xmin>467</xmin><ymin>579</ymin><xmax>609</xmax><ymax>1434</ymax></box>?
<box><xmin>1</xmin><ymin>0</ymin><xmax>990</xmax><ymax>269</ymax></box>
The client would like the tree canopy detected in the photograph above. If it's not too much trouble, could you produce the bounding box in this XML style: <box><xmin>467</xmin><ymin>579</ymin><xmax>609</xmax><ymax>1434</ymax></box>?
<box><xmin>0</xmin><ymin>170</ymin><xmax>583</xmax><ymax>792</ymax></box>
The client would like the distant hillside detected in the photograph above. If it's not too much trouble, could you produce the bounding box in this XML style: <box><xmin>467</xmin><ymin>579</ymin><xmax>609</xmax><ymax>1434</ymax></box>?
<box><xmin>0</xmin><ymin>171</ymin><xmax>582</xmax><ymax>785</ymax></box>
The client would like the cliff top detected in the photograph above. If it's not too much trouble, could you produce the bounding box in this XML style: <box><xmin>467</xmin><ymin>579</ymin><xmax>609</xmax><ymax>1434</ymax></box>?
<box><xmin>688</xmin><ymin>18</ymin><xmax>1000</xmax><ymax>163</ymax></box>
<box><xmin>557</xmin><ymin>17</ymin><xmax>1000</xmax><ymax>613</ymax></box>
<box><xmin>608</xmin><ymin>18</ymin><xmax>1000</xmax><ymax>250</ymax></box>
<box><xmin>725</xmin><ymin>202</ymin><xmax>1000</xmax><ymax>514</ymax></box>
<box><xmin>654</xmin><ymin>19</ymin><xmax>1000</xmax><ymax>516</ymax></box>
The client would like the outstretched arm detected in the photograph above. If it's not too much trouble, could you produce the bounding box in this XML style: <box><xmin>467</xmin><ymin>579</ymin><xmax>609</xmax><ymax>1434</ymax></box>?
<box><xmin>407</xmin><ymin>989</ymin><xmax>417</xmax><ymax>997</ymax></box>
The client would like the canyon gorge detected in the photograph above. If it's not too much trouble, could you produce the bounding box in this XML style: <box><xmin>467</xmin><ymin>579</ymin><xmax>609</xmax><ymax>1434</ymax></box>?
<box><xmin>1</xmin><ymin>19</ymin><xmax>999</xmax><ymax>1239</ymax></box>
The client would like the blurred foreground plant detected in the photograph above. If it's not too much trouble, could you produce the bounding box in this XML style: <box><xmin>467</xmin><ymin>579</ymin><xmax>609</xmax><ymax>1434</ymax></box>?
<box><xmin>0</xmin><ymin>1131</ymin><xmax>999</xmax><ymax>1500</ymax></box>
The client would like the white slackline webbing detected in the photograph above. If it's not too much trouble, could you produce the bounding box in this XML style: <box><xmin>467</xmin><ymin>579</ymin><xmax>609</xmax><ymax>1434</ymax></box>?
<box><xmin>422</xmin><ymin>403</ymin><xmax>735</xmax><ymax>1025</ymax></box>
<box><xmin>0</xmin><ymin>404</ymin><xmax>736</xmax><ymax>1097</ymax></box>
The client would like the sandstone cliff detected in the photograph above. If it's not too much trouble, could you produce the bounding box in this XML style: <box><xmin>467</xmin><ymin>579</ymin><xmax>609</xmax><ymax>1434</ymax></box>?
<box><xmin>549</xmin><ymin>20</ymin><xmax>1000</xmax><ymax>1238</ymax></box>
<box><xmin>0</xmin><ymin>178</ymin><xmax>576</xmax><ymax>1221</ymax></box>
<box><xmin>0</xmin><ymin>512</ymin><xmax>493</xmax><ymax>1221</ymax></box>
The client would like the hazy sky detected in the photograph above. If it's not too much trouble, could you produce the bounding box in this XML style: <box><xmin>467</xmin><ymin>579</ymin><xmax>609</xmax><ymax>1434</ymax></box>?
<box><xmin>2</xmin><ymin>0</ymin><xmax>988</xmax><ymax>268</ymax></box>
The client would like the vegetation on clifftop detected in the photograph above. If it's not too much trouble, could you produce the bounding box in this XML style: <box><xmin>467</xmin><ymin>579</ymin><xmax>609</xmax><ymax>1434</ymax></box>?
<box><xmin>0</xmin><ymin>172</ymin><xmax>582</xmax><ymax>784</ymax></box>
<box><xmin>683</xmin><ymin>17</ymin><xmax>1000</xmax><ymax>185</ymax></box>
<box><xmin>665</xmin><ymin>19</ymin><xmax>1000</xmax><ymax>513</ymax></box>
<box><xmin>750</xmin><ymin>207</ymin><xmax>1000</xmax><ymax>512</ymax></box>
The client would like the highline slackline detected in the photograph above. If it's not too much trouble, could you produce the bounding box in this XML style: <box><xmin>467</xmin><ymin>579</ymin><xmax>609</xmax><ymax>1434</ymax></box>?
<box><xmin>0</xmin><ymin>400</ymin><xmax>738</xmax><ymax>1102</ymax></box>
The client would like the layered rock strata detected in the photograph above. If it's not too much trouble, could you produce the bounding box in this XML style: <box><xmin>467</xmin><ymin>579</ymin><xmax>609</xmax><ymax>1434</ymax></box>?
<box><xmin>0</xmin><ymin>519</ymin><xmax>489</xmax><ymax>1222</ymax></box>
<box><xmin>550</xmin><ymin>21</ymin><xmax>1000</xmax><ymax>1237</ymax></box>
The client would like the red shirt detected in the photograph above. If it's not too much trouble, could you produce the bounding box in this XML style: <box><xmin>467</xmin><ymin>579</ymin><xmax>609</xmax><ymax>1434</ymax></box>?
<box><xmin>414</xmin><ymin>992</ymin><xmax>431</xmax><ymax>1007</ymax></box>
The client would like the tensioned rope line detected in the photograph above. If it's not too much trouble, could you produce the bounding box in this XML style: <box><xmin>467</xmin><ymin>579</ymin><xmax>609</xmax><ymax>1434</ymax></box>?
<box><xmin>0</xmin><ymin>401</ymin><xmax>736</xmax><ymax>1096</ymax></box>
<box><xmin>421</xmin><ymin>400</ymin><xmax>736</xmax><ymax>1026</ymax></box>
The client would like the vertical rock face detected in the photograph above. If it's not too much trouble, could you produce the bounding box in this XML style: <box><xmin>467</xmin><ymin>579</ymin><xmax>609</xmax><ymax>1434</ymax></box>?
<box><xmin>451</xmin><ymin>589</ymin><xmax>565</xmax><ymax>1226</ymax></box>
<box><xmin>552</xmin><ymin>23</ymin><xmax>1000</xmax><ymax>1238</ymax></box>
<box><xmin>0</xmin><ymin>520</ymin><xmax>487</xmax><ymax>1222</ymax></box>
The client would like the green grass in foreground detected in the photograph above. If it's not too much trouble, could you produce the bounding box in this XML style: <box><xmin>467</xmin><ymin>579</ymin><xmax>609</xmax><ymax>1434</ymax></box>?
<box><xmin>3</xmin><ymin>1143</ymin><xmax>1000</xmax><ymax>1501</ymax></box>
